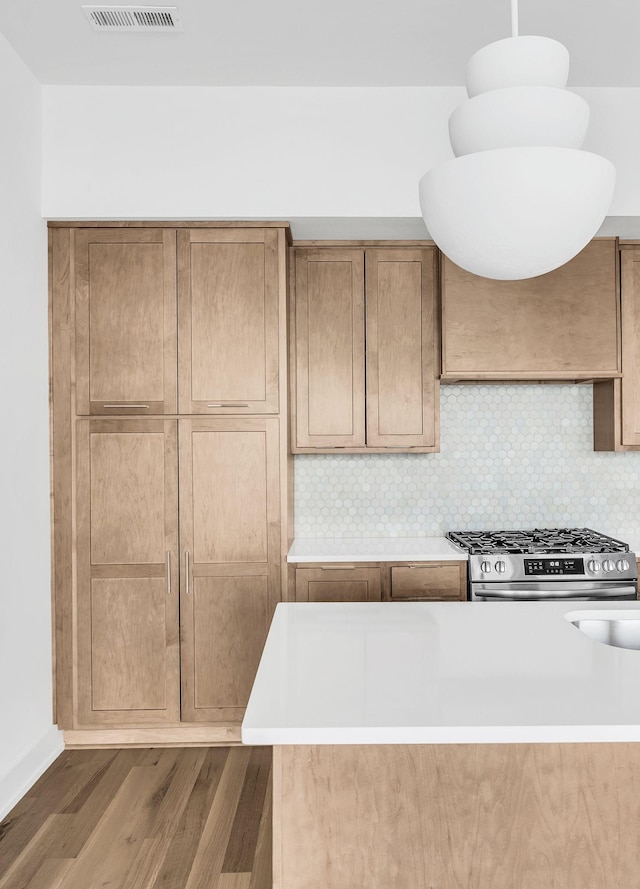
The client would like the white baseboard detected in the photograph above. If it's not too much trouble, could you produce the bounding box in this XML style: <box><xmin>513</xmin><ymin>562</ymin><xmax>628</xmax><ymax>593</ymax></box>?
<box><xmin>0</xmin><ymin>726</ymin><xmax>64</xmax><ymax>821</ymax></box>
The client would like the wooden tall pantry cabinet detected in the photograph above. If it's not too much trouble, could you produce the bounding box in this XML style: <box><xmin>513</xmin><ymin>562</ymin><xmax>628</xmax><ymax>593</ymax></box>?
<box><xmin>49</xmin><ymin>222</ymin><xmax>291</xmax><ymax>746</ymax></box>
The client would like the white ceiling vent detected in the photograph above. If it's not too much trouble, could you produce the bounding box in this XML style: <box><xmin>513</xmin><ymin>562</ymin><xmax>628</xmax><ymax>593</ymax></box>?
<box><xmin>82</xmin><ymin>6</ymin><xmax>183</xmax><ymax>32</ymax></box>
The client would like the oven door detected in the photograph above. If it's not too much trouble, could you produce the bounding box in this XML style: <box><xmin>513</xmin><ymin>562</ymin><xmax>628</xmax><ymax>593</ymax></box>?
<box><xmin>471</xmin><ymin>580</ymin><xmax>638</xmax><ymax>602</ymax></box>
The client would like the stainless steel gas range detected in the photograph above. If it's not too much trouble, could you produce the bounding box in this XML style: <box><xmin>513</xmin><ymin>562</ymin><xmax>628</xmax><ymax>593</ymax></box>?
<box><xmin>446</xmin><ymin>528</ymin><xmax>638</xmax><ymax>601</ymax></box>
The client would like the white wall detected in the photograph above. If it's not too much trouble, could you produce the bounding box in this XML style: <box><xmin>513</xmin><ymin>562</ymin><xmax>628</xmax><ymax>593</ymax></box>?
<box><xmin>41</xmin><ymin>86</ymin><xmax>462</xmax><ymax>218</ymax></box>
<box><xmin>0</xmin><ymin>34</ymin><xmax>62</xmax><ymax>820</ymax></box>
<box><xmin>41</xmin><ymin>85</ymin><xmax>640</xmax><ymax>218</ymax></box>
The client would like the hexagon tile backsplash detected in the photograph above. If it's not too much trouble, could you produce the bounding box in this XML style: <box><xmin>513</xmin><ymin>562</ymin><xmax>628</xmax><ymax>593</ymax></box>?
<box><xmin>294</xmin><ymin>384</ymin><xmax>640</xmax><ymax>538</ymax></box>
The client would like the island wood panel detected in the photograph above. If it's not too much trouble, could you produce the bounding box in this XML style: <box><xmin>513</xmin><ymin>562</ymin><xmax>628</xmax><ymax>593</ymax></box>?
<box><xmin>390</xmin><ymin>562</ymin><xmax>467</xmax><ymax>600</ymax></box>
<box><xmin>177</xmin><ymin>228</ymin><xmax>280</xmax><ymax>414</ymax></box>
<box><xmin>295</xmin><ymin>567</ymin><xmax>382</xmax><ymax>602</ymax></box>
<box><xmin>75</xmin><ymin>419</ymin><xmax>180</xmax><ymax>725</ymax></box>
<box><xmin>441</xmin><ymin>238</ymin><xmax>621</xmax><ymax>379</ymax></box>
<box><xmin>274</xmin><ymin>742</ymin><xmax>640</xmax><ymax>889</ymax></box>
<box><xmin>365</xmin><ymin>247</ymin><xmax>439</xmax><ymax>449</ymax></box>
<box><xmin>74</xmin><ymin>228</ymin><xmax>177</xmax><ymax>415</ymax></box>
<box><xmin>293</xmin><ymin>249</ymin><xmax>365</xmax><ymax>449</ymax></box>
<box><xmin>179</xmin><ymin>418</ymin><xmax>281</xmax><ymax>723</ymax></box>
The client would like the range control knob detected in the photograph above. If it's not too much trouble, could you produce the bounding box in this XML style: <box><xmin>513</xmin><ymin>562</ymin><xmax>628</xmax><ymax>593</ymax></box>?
<box><xmin>617</xmin><ymin>559</ymin><xmax>631</xmax><ymax>573</ymax></box>
<box><xmin>587</xmin><ymin>559</ymin><xmax>601</xmax><ymax>573</ymax></box>
<box><xmin>495</xmin><ymin>560</ymin><xmax>507</xmax><ymax>574</ymax></box>
<box><xmin>480</xmin><ymin>560</ymin><xmax>492</xmax><ymax>574</ymax></box>
<box><xmin>602</xmin><ymin>559</ymin><xmax>616</xmax><ymax>573</ymax></box>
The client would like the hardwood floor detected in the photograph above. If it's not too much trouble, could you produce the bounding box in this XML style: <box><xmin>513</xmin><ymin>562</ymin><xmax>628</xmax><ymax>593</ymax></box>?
<box><xmin>0</xmin><ymin>746</ymin><xmax>272</xmax><ymax>889</ymax></box>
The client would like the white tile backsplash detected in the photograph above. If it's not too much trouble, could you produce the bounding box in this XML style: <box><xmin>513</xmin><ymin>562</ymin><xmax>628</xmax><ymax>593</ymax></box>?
<box><xmin>294</xmin><ymin>384</ymin><xmax>640</xmax><ymax>538</ymax></box>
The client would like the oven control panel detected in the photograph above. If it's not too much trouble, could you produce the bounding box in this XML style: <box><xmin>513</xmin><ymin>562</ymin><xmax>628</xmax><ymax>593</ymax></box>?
<box><xmin>524</xmin><ymin>558</ymin><xmax>584</xmax><ymax>576</ymax></box>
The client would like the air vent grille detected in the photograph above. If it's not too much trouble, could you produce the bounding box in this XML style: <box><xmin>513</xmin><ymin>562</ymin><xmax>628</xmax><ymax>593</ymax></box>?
<box><xmin>82</xmin><ymin>5</ymin><xmax>183</xmax><ymax>31</ymax></box>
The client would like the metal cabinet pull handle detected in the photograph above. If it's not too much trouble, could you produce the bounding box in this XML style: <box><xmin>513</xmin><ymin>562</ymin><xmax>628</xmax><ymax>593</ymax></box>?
<box><xmin>103</xmin><ymin>404</ymin><xmax>150</xmax><ymax>409</ymax></box>
<box><xmin>185</xmin><ymin>551</ymin><xmax>190</xmax><ymax>595</ymax></box>
<box><xmin>166</xmin><ymin>551</ymin><xmax>171</xmax><ymax>596</ymax></box>
<box><xmin>321</xmin><ymin>565</ymin><xmax>355</xmax><ymax>570</ymax></box>
<box><xmin>207</xmin><ymin>403</ymin><xmax>250</xmax><ymax>408</ymax></box>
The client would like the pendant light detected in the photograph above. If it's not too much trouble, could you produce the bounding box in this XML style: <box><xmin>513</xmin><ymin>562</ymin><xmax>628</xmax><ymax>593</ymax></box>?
<box><xmin>418</xmin><ymin>0</ymin><xmax>615</xmax><ymax>280</ymax></box>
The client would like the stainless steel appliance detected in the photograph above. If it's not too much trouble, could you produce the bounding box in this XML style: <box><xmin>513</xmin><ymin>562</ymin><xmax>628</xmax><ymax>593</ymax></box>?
<box><xmin>446</xmin><ymin>528</ymin><xmax>638</xmax><ymax>601</ymax></box>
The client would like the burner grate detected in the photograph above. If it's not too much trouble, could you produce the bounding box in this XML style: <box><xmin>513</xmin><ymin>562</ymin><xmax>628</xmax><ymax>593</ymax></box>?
<box><xmin>447</xmin><ymin>527</ymin><xmax>629</xmax><ymax>555</ymax></box>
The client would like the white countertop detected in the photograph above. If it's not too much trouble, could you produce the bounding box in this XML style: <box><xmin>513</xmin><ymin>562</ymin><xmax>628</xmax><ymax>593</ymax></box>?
<box><xmin>242</xmin><ymin>600</ymin><xmax>640</xmax><ymax>745</ymax></box>
<box><xmin>287</xmin><ymin>536</ymin><xmax>467</xmax><ymax>562</ymax></box>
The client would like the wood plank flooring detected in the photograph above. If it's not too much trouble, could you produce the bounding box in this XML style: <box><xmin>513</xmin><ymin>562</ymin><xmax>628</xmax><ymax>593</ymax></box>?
<box><xmin>0</xmin><ymin>746</ymin><xmax>272</xmax><ymax>889</ymax></box>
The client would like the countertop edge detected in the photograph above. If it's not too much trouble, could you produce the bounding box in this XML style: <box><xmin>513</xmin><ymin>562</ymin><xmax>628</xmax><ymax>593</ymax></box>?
<box><xmin>287</xmin><ymin>536</ymin><xmax>468</xmax><ymax>563</ymax></box>
<box><xmin>242</xmin><ymin>724</ymin><xmax>640</xmax><ymax>745</ymax></box>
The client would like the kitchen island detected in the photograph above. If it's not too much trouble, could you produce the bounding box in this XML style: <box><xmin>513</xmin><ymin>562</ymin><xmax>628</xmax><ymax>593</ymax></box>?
<box><xmin>242</xmin><ymin>601</ymin><xmax>640</xmax><ymax>889</ymax></box>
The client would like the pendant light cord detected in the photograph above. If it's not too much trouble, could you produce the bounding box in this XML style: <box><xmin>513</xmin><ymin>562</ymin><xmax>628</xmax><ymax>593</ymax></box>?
<box><xmin>511</xmin><ymin>0</ymin><xmax>519</xmax><ymax>37</ymax></box>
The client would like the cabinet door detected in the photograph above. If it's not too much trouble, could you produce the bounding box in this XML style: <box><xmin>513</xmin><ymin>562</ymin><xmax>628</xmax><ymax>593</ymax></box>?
<box><xmin>75</xmin><ymin>228</ymin><xmax>177</xmax><ymax>415</ymax></box>
<box><xmin>293</xmin><ymin>249</ymin><xmax>365</xmax><ymax>448</ymax></box>
<box><xmin>621</xmin><ymin>249</ymin><xmax>640</xmax><ymax>446</ymax></box>
<box><xmin>178</xmin><ymin>229</ymin><xmax>280</xmax><ymax>414</ymax></box>
<box><xmin>390</xmin><ymin>563</ymin><xmax>467</xmax><ymax>600</ymax></box>
<box><xmin>76</xmin><ymin>419</ymin><xmax>179</xmax><ymax>725</ymax></box>
<box><xmin>441</xmin><ymin>239</ymin><xmax>620</xmax><ymax>380</ymax></box>
<box><xmin>295</xmin><ymin>567</ymin><xmax>382</xmax><ymax>602</ymax></box>
<box><xmin>179</xmin><ymin>418</ymin><xmax>281</xmax><ymax>722</ymax></box>
<box><xmin>366</xmin><ymin>248</ymin><xmax>439</xmax><ymax>449</ymax></box>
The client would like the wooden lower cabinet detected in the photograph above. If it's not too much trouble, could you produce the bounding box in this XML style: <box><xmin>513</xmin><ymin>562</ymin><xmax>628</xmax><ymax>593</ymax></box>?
<box><xmin>74</xmin><ymin>416</ymin><xmax>281</xmax><ymax>729</ymax></box>
<box><xmin>295</xmin><ymin>566</ymin><xmax>382</xmax><ymax>602</ymax></box>
<box><xmin>75</xmin><ymin>419</ymin><xmax>180</xmax><ymax>725</ymax></box>
<box><xmin>390</xmin><ymin>562</ymin><xmax>467</xmax><ymax>601</ymax></box>
<box><xmin>178</xmin><ymin>418</ymin><xmax>281</xmax><ymax>722</ymax></box>
<box><xmin>292</xmin><ymin>562</ymin><xmax>467</xmax><ymax>602</ymax></box>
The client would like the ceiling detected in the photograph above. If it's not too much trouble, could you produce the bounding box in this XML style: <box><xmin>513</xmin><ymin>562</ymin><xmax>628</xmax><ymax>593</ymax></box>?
<box><xmin>0</xmin><ymin>0</ymin><xmax>637</xmax><ymax>87</ymax></box>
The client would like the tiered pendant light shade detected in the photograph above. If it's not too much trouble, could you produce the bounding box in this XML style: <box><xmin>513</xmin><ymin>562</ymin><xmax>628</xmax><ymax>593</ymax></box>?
<box><xmin>419</xmin><ymin>20</ymin><xmax>616</xmax><ymax>280</ymax></box>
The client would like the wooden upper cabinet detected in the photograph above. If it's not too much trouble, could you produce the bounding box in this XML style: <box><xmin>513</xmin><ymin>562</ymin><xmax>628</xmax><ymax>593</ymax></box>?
<box><xmin>594</xmin><ymin>248</ymin><xmax>640</xmax><ymax>450</ymax></box>
<box><xmin>293</xmin><ymin>249</ymin><xmax>366</xmax><ymax>448</ymax></box>
<box><xmin>178</xmin><ymin>417</ymin><xmax>281</xmax><ymax>722</ymax></box>
<box><xmin>441</xmin><ymin>238</ymin><xmax>621</xmax><ymax>380</ymax></box>
<box><xmin>292</xmin><ymin>245</ymin><xmax>439</xmax><ymax>453</ymax></box>
<box><xmin>178</xmin><ymin>228</ymin><xmax>280</xmax><ymax>414</ymax></box>
<box><xmin>366</xmin><ymin>248</ymin><xmax>438</xmax><ymax>449</ymax></box>
<box><xmin>75</xmin><ymin>419</ymin><xmax>180</xmax><ymax>725</ymax></box>
<box><xmin>75</xmin><ymin>229</ymin><xmax>177</xmax><ymax>415</ymax></box>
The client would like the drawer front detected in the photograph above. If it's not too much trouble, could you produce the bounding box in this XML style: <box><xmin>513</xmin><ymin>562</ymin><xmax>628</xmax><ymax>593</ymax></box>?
<box><xmin>295</xmin><ymin>567</ymin><xmax>382</xmax><ymax>603</ymax></box>
<box><xmin>390</xmin><ymin>563</ymin><xmax>466</xmax><ymax>600</ymax></box>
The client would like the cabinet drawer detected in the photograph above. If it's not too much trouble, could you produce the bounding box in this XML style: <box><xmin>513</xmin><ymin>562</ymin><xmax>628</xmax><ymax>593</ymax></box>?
<box><xmin>390</xmin><ymin>563</ymin><xmax>466</xmax><ymax>601</ymax></box>
<box><xmin>295</xmin><ymin>567</ymin><xmax>382</xmax><ymax>602</ymax></box>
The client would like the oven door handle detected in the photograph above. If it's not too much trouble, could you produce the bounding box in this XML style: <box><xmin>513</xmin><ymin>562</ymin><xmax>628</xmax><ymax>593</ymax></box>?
<box><xmin>479</xmin><ymin>586</ymin><xmax>637</xmax><ymax>600</ymax></box>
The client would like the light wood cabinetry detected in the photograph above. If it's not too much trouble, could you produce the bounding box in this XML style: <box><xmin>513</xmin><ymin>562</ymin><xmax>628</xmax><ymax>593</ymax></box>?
<box><xmin>179</xmin><ymin>418</ymin><xmax>281</xmax><ymax>722</ymax></box>
<box><xmin>291</xmin><ymin>561</ymin><xmax>467</xmax><ymax>602</ymax></box>
<box><xmin>389</xmin><ymin>562</ymin><xmax>467</xmax><ymax>600</ymax></box>
<box><xmin>178</xmin><ymin>228</ymin><xmax>280</xmax><ymax>414</ymax></box>
<box><xmin>75</xmin><ymin>419</ymin><xmax>180</xmax><ymax>724</ymax></box>
<box><xmin>441</xmin><ymin>238</ymin><xmax>621</xmax><ymax>381</ymax></box>
<box><xmin>75</xmin><ymin>228</ymin><xmax>178</xmax><ymax>415</ymax></box>
<box><xmin>292</xmin><ymin>245</ymin><xmax>439</xmax><ymax>453</ymax></box>
<box><xmin>294</xmin><ymin>566</ymin><xmax>382</xmax><ymax>602</ymax></box>
<box><xmin>75</xmin><ymin>226</ymin><xmax>280</xmax><ymax>417</ymax></box>
<box><xmin>293</xmin><ymin>249</ymin><xmax>365</xmax><ymax>448</ymax></box>
<box><xmin>50</xmin><ymin>221</ymin><xmax>291</xmax><ymax>743</ymax></box>
<box><xmin>594</xmin><ymin>247</ymin><xmax>640</xmax><ymax>450</ymax></box>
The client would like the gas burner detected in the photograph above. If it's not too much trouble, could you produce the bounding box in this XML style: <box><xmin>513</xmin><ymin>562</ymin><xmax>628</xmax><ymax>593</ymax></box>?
<box><xmin>447</xmin><ymin>527</ymin><xmax>629</xmax><ymax>556</ymax></box>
